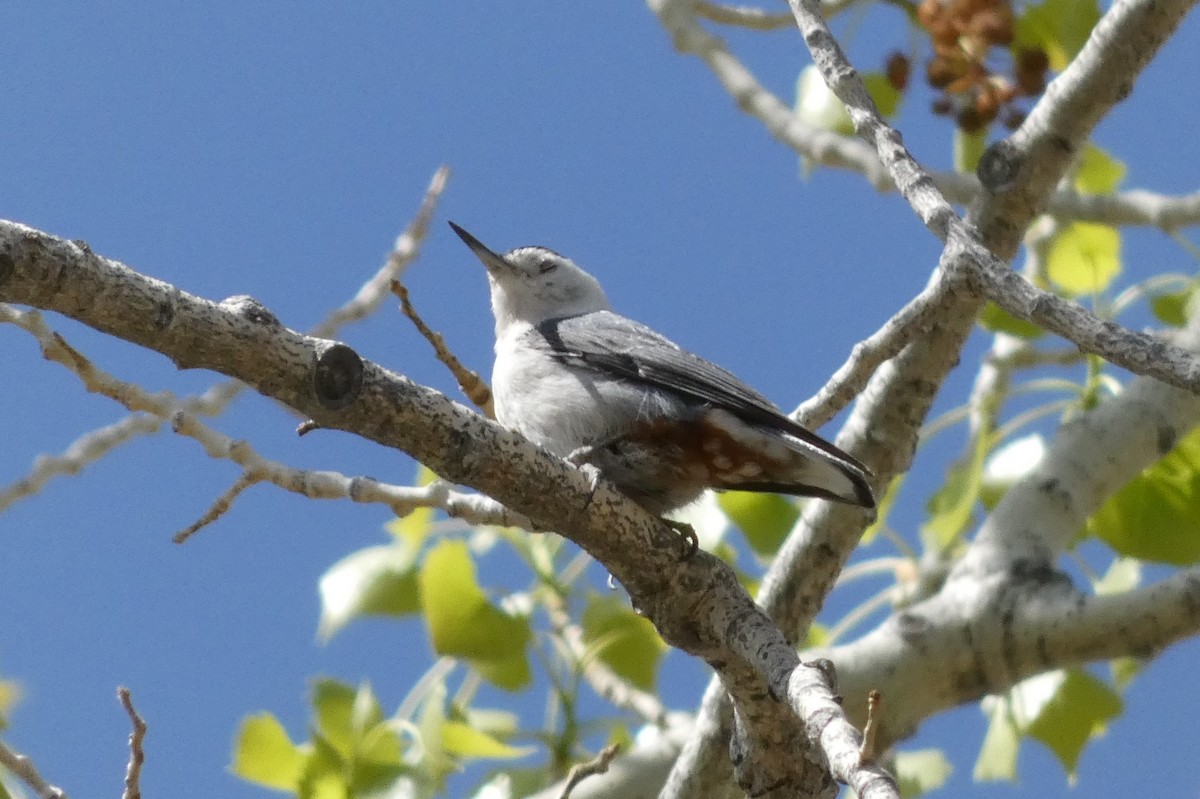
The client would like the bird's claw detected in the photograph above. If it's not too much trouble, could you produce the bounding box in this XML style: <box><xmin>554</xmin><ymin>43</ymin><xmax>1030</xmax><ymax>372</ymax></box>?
<box><xmin>662</xmin><ymin>519</ymin><xmax>699</xmax><ymax>560</ymax></box>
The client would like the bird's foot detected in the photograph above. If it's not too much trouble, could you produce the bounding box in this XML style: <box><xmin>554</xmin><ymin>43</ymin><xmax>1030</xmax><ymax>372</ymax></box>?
<box><xmin>662</xmin><ymin>518</ymin><xmax>699</xmax><ymax>560</ymax></box>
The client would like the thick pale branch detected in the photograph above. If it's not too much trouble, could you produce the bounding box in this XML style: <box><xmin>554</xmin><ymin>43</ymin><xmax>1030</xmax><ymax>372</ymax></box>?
<box><xmin>825</xmin><ymin>561</ymin><xmax>1200</xmax><ymax>749</ymax></box>
<box><xmin>0</xmin><ymin>165</ymin><xmax>449</xmax><ymax>512</ymax></box>
<box><xmin>662</xmin><ymin>0</ymin><xmax>1198</xmax><ymax>792</ymax></box>
<box><xmin>963</xmin><ymin>312</ymin><xmax>1200</xmax><ymax>572</ymax></box>
<box><xmin>0</xmin><ymin>303</ymin><xmax>523</xmax><ymax>538</ymax></box>
<box><xmin>0</xmin><ymin>219</ymin><xmax>883</xmax><ymax>795</ymax></box>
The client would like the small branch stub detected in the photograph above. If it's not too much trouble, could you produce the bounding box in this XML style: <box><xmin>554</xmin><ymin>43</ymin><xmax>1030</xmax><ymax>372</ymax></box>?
<box><xmin>118</xmin><ymin>686</ymin><xmax>147</xmax><ymax>799</ymax></box>
<box><xmin>558</xmin><ymin>743</ymin><xmax>621</xmax><ymax>799</ymax></box>
<box><xmin>217</xmin><ymin>294</ymin><xmax>281</xmax><ymax>328</ymax></box>
<box><xmin>312</xmin><ymin>342</ymin><xmax>363</xmax><ymax>409</ymax></box>
<box><xmin>859</xmin><ymin>689</ymin><xmax>883</xmax><ymax>765</ymax></box>
<box><xmin>976</xmin><ymin>139</ymin><xmax>1023</xmax><ymax>193</ymax></box>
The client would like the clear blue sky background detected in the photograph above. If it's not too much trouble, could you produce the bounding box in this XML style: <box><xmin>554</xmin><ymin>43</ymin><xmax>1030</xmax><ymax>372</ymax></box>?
<box><xmin>2</xmin><ymin>4</ymin><xmax>1199</xmax><ymax>798</ymax></box>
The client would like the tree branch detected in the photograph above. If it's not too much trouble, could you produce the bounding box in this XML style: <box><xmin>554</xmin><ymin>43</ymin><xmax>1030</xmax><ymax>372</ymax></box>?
<box><xmin>0</xmin><ymin>219</ymin><xmax>893</xmax><ymax>796</ymax></box>
<box><xmin>0</xmin><ymin>164</ymin><xmax>449</xmax><ymax>513</ymax></box>
<box><xmin>0</xmin><ymin>738</ymin><xmax>66</xmax><ymax>799</ymax></box>
<box><xmin>660</xmin><ymin>0</ymin><xmax>1198</xmax><ymax>791</ymax></box>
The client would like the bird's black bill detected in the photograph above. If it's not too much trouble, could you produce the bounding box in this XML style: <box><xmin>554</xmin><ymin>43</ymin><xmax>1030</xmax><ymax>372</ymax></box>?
<box><xmin>448</xmin><ymin>221</ymin><xmax>510</xmax><ymax>274</ymax></box>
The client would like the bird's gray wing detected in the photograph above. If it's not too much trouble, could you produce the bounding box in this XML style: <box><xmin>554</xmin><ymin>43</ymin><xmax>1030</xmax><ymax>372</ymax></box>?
<box><xmin>535</xmin><ymin>311</ymin><xmax>870</xmax><ymax>473</ymax></box>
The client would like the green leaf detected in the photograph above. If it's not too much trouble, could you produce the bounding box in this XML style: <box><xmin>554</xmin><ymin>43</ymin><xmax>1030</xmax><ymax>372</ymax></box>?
<box><xmin>860</xmin><ymin>474</ymin><xmax>904</xmax><ymax>545</ymax></box>
<box><xmin>894</xmin><ymin>748</ymin><xmax>953</xmax><ymax>798</ymax></box>
<box><xmin>1025</xmin><ymin>670</ymin><xmax>1122</xmax><ymax>778</ymax></box>
<box><xmin>418</xmin><ymin>541</ymin><xmax>532</xmax><ymax>690</ymax></box>
<box><xmin>298</xmin><ymin>733</ymin><xmax>350</xmax><ymax>799</ymax></box>
<box><xmin>1046</xmin><ymin>222</ymin><xmax>1121</xmax><ymax>296</ymax></box>
<box><xmin>863</xmin><ymin>71</ymin><xmax>902</xmax><ymax>117</ymax></box>
<box><xmin>1015</xmin><ymin>0</ymin><xmax>1101</xmax><ymax>71</ymax></box>
<box><xmin>0</xmin><ymin>679</ymin><xmax>20</xmax><ymax>731</ymax></box>
<box><xmin>311</xmin><ymin>678</ymin><xmax>362</xmax><ymax>760</ymax></box>
<box><xmin>1090</xmin><ymin>426</ymin><xmax>1200</xmax><ymax>564</ymax></box>
<box><xmin>440</xmin><ymin>721</ymin><xmax>534</xmax><ymax>760</ymax></box>
<box><xmin>973</xmin><ymin>695</ymin><xmax>1020</xmax><ymax>782</ymax></box>
<box><xmin>384</xmin><ymin>464</ymin><xmax>440</xmax><ymax>544</ymax></box>
<box><xmin>1110</xmin><ymin>656</ymin><xmax>1143</xmax><ymax>691</ymax></box>
<box><xmin>1151</xmin><ymin>288</ymin><xmax>1193</xmax><ymax>327</ymax></box>
<box><xmin>954</xmin><ymin>128</ymin><xmax>987</xmax><ymax>174</ymax></box>
<box><xmin>718</xmin><ymin>491</ymin><xmax>799</xmax><ymax>557</ymax></box>
<box><xmin>386</xmin><ymin>507</ymin><xmax>436</xmax><ymax>548</ymax></box>
<box><xmin>922</xmin><ymin>433</ymin><xmax>988</xmax><ymax>549</ymax></box>
<box><xmin>318</xmin><ymin>544</ymin><xmax>421</xmax><ymax>641</ymax></box>
<box><xmin>581</xmin><ymin>594</ymin><xmax>667</xmax><ymax>691</ymax></box>
<box><xmin>979</xmin><ymin>301</ymin><xmax>1044</xmax><ymax>339</ymax></box>
<box><xmin>1093</xmin><ymin>558</ymin><xmax>1141</xmax><ymax>595</ymax></box>
<box><xmin>231</xmin><ymin>712</ymin><xmax>307</xmax><ymax>791</ymax></box>
<box><xmin>1074</xmin><ymin>144</ymin><xmax>1126</xmax><ymax>195</ymax></box>
<box><xmin>803</xmin><ymin>622</ymin><xmax>830</xmax><ymax>648</ymax></box>
<box><xmin>794</xmin><ymin>65</ymin><xmax>853</xmax><ymax>136</ymax></box>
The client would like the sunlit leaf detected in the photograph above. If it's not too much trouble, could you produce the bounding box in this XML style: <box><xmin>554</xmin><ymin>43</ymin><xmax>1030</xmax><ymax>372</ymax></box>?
<box><xmin>1025</xmin><ymin>670</ymin><xmax>1122</xmax><ymax>778</ymax></box>
<box><xmin>312</xmin><ymin>678</ymin><xmax>359</xmax><ymax>759</ymax></box>
<box><xmin>1046</xmin><ymin>222</ymin><xmax>1121</xmax><ymax>296</ymax></box>
<box><xmin>861</xmin><ymin>474</ymin><xmax>904</xmax><ymax>546</ymax></box>
<box><xmin>419</xmin><ymin>541</ymin><xmax>532</xmax><ymax>690</ymax></box>
<box><xmin>795</xmin><ymin>64</ymin><xmax>853</xmax><ymax>136</ymax></box>
<box><xmin>974</xmin><ymin>695</ymin><xmax>1020</xmax><ymax>782</ymax></box>
<box><xmin>718</xmin><ymin>491</ymin><xmax>798</xmax><ymax>557</ymax></box>
<box><xmin>298</xmin><ymin>733</ymin><xmax>349</xmax><ymax>799</ymax></box>
<box><xmin>1151</xmin><ymin>288</ymin><xmax>1193</xmax><ymax>327</ymax></box>
<box><xmin>231</xmin><ymin>712</ymin><xmax>307</xmax><ymax>791</ymax></box>
<box><xmin>441</xmin><ymin>721</ymin><xmax>534</xmax><ymax>760</ymax></box>
<box><xmin>1090</xmin><ymin>426</ymin><xmax>1200</xmax><ymax>564</ymax></box>
<box><xmin>581</xmin><ymin>594</ymin><xmax>666</xmax><ymax>691</ymax></box>
<box><xmin>1110</xmin><ymin>656</ymin><xmax>1143</xmax><ymax>691</ymax></box>
<box><xmin>1093</xmin><ymin>558</ymin><xmax>1141</xmax><ymax>595</ymax></box>
<box><xmin>923</xmin><ymin>433</ymin><xmax>988</xmax><ymax>549</ymax></box>
<box><xmin>863</xmin><ymin>71</ymin><xmax>902</xmax><ymax>117</ymax></box>
<box><xmin>954</xmin><ymin>128</ymin><xmax>987</xmax><ymax>174</ymax></box>
<box><xmin>318</xmin><ymin>544</ymin><xmax>421</xmax><ymax>641</ymax></box>
<box><xmin>0</xmin><ymin>679</ymin><xmax>20</xmax><ymax>731</ymax></box>
<box><xmin>1074</xmin><ymin>144</ymin><xmax>1125</xmax><ymax>195</ymax></box>
<box><xmin>979</xmin><ymin>302</ymin><xmax>1044</xmax><ymax>339</ymax></box>
<box><xmin>894</xmin><ymin>748</ymin><xmax>952</xmax><ymax>798</ymax></box>
<box><xmin>1015</xmin><ymin>0</ymin><xmax>1101</xmax><ymax>71</ymax></box>
<box><xmin>386</xmin><ymin>507</ymin><xmax>436</xmax><ymax>548</ymax></box>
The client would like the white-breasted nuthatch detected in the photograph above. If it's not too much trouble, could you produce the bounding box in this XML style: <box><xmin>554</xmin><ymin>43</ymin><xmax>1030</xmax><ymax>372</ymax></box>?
<box><xmin>450</xmin><ymin>222</ymin><xmax>875</xmax><ymax>552</ymax></box>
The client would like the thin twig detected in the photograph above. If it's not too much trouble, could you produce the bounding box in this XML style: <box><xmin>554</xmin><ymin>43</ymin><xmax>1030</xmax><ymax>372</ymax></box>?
<box><xmin>558</xmin><ymin>743</ymin><xmax>621</xmax><ymax>799</ymax></box>
<box><xmin>174</xmin><ymin>473</ymin><xmax>257</xmax><ymax>543</ymax></box>
<box><xmin>0</xmin><ymin>166</ymin><xmax>451</xmax><ymax>513</ymax></box>
<box><xmin>858</xmin><ymin>690</ymin><xmax>883</xmax><ymax>764</ymax></box>
<box><xmin>794</xmin><ymin>274</ymin><xmax>962</xmax><ymax>428</ymax></box>
<box><xmin>392</xmin><ymin>280</ymin><xmax>494</xmax><ymax>417</ymax></box>
<box><xmin>0</xmin><ymin>738</ymin><xmax>67</xmax><ymax>799</ymax></box>
<box><xmin>118</xmin><ymin>687</ymin><xmax>146</xmax><ymax>799</ymax></box>
<box><xmin>0</xmin><ymin>305</ymin><xmax>529</xmax><ymax>541</ymax></box>
<box><xmin>694</xmin><ymin>1</ymin><xmax>794</xmax><ymax>29</ymax></box>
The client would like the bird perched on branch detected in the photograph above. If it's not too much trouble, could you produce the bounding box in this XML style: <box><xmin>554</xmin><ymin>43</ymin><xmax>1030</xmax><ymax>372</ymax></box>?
<box><xmin>450</xmin><ymin>222</ymin><xmax>875</xmax><ymax>555</ymax></box>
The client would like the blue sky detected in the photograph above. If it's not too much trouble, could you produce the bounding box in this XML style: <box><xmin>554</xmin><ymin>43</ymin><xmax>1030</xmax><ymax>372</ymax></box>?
<box><xmin>2</xmin><ymin>3</ymin><xmax>1199</xmax><ymax>798</ymax></box>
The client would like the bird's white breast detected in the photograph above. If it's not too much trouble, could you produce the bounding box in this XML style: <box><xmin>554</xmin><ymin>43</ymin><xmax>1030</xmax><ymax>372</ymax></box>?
<box><xmin>492</xmin><ymin>326</ymin><xmax>679</xmax><ymax>456</ymax></box>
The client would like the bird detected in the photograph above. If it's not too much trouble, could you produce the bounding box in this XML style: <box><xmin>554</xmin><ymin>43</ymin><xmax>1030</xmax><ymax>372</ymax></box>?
<box><xmin>449</xmin><ymin>221</ymin><xmax>875</xmax><ymax>556</ymax></box>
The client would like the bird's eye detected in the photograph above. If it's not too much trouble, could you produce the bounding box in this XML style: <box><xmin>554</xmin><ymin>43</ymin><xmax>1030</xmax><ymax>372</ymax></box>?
<box><xmin>538</xmin><ymin>258</ymin><xmax>559</xmax><ymax>275</ymax></box>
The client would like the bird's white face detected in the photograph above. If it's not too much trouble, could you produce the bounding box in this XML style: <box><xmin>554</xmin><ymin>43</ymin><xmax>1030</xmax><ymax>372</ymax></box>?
<box><xmin>450</xmin><ymin>223</ymin><xmax>610</xmax><ymax>332</ymax></box>
<box><xmin>488</xmin><ymin>246</ymin><xmax>609</xmax><ymax>328</ymax></box>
